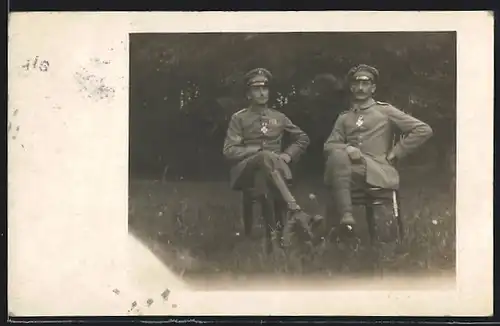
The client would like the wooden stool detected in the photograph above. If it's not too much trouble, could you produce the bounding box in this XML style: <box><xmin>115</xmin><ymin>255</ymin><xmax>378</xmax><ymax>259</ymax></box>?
<box><xmin>351</xmin><ymin>187</ymin><xmax>403</xmax><ymax>245</ymax></box>
<box><xmin>241</xmin><ymin>185</ymin><xmax>290</xmax><ymax>253</ymax></box>
<box><xmin>348</xmin><ymin>187</ymin><xmax>403</xmax><ymax>275</ymax></box>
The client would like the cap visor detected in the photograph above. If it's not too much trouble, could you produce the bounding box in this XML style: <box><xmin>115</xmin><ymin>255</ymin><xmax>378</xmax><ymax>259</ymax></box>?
<box><xmin>249</xmin><ymin>82</ymin><xmax>267</xmax><ymax>86</ymax></box>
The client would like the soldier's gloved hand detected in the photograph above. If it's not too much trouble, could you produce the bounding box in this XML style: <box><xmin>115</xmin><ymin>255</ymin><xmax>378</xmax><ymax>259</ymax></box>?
<box><xmin>279</xmin><ymin>153</ymin><xmax>292</xmax><ymax>164</ymax></box>
<box><xmin>346</xmin><ymin>145</ymin><xmax>362</xmax><ymax>161</ymax></box>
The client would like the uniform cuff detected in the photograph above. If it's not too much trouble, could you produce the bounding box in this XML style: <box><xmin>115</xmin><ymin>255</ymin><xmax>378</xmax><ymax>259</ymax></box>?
<box><xmin>284</xmin><ymin>146</ymin><xmax>300</xmax><ymax>160</ymax></box>
<box><xmin>391</xmin><ymin>144</ymin><xmax>405</xmax><ymax>159</ymax></box>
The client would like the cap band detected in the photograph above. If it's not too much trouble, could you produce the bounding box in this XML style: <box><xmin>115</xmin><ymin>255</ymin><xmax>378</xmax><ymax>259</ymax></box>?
<box><xmin>347</xmin><ymin>64</ymin><xmax>379</xmax><ymax>82</ymax></box>
<box><xmin>249</xmin><ymin>81</ymin><xmax>268</xmax><ymax>86</ymax></box>
<box><xmin>355</xmin><ymin>75</ymin><xmax>371</xmax><ymax>81</ymax></box>
<box><xmin>247</xmin><ymin>73</ymin><xmax>269</xmax><ymax>86</ymax></box>
<box><xmin>245</xmin><ymin>68</ymin><xmax>272</xmax><ymax>86</ymax></box>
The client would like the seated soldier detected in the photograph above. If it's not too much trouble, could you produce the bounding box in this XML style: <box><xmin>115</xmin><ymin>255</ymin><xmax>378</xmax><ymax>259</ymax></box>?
<box><xmin>324</xmin><ymin>64</ymin><xmax>433</xmax><ymax>228</ymax></box>
<box><xmin>223</xmin><ymin>68</ymin><xmax>313</xmax><ymax>236</ymax></box>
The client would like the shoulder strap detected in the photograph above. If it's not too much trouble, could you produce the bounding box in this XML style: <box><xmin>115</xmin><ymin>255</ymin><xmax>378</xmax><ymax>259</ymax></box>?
<box><xmin>233</xmin><ymin>108</ymin><xmax>247</xmax><ymax>116</ymax></box>
<box><xmin>338</xmin><ymin>109</ymin><xmax>350</xmax><ymax>116</ymax></box>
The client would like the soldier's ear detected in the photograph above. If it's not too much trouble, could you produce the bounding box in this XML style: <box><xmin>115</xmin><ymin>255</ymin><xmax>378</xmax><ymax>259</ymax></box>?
<box><xmin>371</xmin><ymin>83</ymin><xmax>377</xmax><ymax>94</ymax></box>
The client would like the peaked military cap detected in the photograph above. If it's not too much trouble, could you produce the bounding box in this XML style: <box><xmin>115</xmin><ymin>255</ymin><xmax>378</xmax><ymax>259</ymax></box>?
<box><xmin>347</xmin><ymin>64</ymin><xmax>380</xmax><ymax>82</ymax></box>
<box><xmin>245</xmin><ymin>68</ymin><xmax>272</xmax><ymax>87</ymax></box>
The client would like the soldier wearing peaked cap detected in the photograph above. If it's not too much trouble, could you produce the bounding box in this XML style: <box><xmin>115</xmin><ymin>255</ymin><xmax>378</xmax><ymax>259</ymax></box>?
<box><xmin>244</xmin><ymin>67</ymin><xmax>273</xmax><ymax>86</ymax></box>
<box><xmin>324</xmin><ymin>64</ymin><xmax>433</xmax><ymax>228</ymax></box>
<box><xmin>345</xmin><ymin>64</ymin><xmax>380</xmax><ymax>83</ymax></box>
<box><xmin>223</xmin><ymin>68</ymin><xmax>317</xmax><ymax>239</ymax></box>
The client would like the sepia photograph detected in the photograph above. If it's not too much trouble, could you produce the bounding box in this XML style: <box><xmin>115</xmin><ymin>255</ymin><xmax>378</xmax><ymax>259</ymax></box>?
<box><xmin>128</xmin><ymin>31</ymin><xmax>457</xmax><ymax>289</ymax></box>
<box><xmin>7</xmin><ymin>11</ymin><xmax>493</xmax><ymax>317</ymax></box>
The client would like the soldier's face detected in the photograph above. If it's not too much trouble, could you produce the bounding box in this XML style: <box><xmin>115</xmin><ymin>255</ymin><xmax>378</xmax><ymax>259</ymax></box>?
<box><xmin>350</xmin><ymin>80</ymin><xmax>376</xmax><ymax>100</ymax></box>
<box><xmin>248</xmin><ymin>86</ymin><xmax>269</xmax><ymax>105</ymax></box>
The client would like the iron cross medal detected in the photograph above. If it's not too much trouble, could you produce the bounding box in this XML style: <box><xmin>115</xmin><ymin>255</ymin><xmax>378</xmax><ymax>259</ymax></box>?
<box><xmin>260</xmin><ymin>122</ymin><xmax>269</xmax><ymax>134</ymax></box>
<box><xmin>355</xmin><ymin>115</ymin><xmax>364</xmax><ymax>128</ymax></box>
<box><xmin>260</xmin><ymin>120</ymin><xmax>269</xmax><ymax>135</ymax></box>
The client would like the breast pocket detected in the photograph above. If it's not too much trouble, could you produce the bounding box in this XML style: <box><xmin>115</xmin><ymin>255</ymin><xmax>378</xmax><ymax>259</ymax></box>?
<box><xmin>364</xmin><ymin>110</ymin><xmax>387</xmax><ymax>130</ymax></box>
<box><xmin>240</xmin><ymin>119</ymin><xmax>260</xmax><ymax>139</ymax></box>
<box><xmin>267</xmin><ymin>120</ymin><xmax>285</xmax><ymax>138</ymax></box>
<box><xmin>362</xmin><ymin>111</ymin><xmax>390</xmax><ymax>139</ymax></box>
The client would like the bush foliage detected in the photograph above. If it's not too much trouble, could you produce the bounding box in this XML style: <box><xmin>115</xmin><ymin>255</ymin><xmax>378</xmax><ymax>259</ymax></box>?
<box><xmin>129</xmin><ymin>32</ymin><xmax>456</xmax><ymax>180</ymax></box>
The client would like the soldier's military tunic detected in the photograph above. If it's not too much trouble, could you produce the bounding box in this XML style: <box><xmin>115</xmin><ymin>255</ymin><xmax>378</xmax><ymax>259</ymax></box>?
<box><xmin>324</xmin><ymin>98</ymin><xmax>433</xmax><ymax>191</ymax></box>
<box><xmin>223</xmin><ymin>107</ymin><xmax>310</xmax><ymax>191</ymax></box>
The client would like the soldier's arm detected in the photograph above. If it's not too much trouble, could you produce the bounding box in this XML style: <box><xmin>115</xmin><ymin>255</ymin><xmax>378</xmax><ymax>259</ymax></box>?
<box><xmin>222</xmin><ymin>114</ymin><xmax>260</xmax><ymax>161</ymax></box>
<box><xmin>384</xmin><ymin>104</ymin><xmax>433</xmax><ymax>159</ymax></box>
<box><xmin>324</xmin><ymin>114</ymin><xmax>348</xmax><ymax>154</ymax></box>
<box><xmin>281</xmin><ymin>115</ymin><xmax>310</xmax><ymax>161</ymax></box>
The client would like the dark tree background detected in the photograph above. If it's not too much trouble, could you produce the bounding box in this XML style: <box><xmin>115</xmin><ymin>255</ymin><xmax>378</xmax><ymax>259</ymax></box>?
<box><xmin>129</xmin><ymin>32</ymin><xmax>456</xmax><ymax>182</ymax></box>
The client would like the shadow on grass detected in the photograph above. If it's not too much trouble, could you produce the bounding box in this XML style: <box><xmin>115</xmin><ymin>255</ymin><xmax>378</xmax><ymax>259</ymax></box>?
<box><xmin>128</xmin><ymin>171</ymin><xmax>456</xmax><ymax>284</ymax></box>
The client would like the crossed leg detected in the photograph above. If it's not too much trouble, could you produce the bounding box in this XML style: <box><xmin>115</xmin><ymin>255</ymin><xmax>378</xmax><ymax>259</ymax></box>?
<box><xmin>325</xmin><ymin>146</ymin><xmax>368</xmax><ymax>226</ymax></box>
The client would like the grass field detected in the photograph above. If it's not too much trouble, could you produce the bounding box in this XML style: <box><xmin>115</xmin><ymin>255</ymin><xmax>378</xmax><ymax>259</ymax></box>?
<box><xmin>128</xmin><ymin>167</ymin><xmax>455</xmax><ymax>284</ymax></box>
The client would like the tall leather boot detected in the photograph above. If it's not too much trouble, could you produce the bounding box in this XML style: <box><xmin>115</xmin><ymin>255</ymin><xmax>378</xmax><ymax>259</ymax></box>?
<box><xmin>268</xmin><ymin>170</ymin><xmax>299</xmax><ymax>210</ymax></box>
<box><xmin>334</xmin><ymin>189</ymin><xmax>356</xmax><ymax>226</ymax></box>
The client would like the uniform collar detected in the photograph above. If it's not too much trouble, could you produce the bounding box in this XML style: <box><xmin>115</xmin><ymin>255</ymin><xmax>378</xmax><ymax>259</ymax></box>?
<box><xmin>351</xmin><ymin>98</ymin><xmax>376</xmax><ymax>111</ymax></box>
<box><xmin>249</xmin><ymin>105</ymin><xmax>269</xmax><ymax>114</ymax></box>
